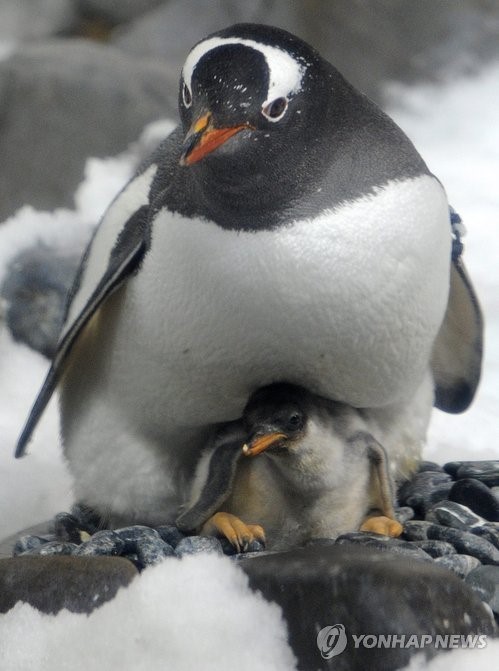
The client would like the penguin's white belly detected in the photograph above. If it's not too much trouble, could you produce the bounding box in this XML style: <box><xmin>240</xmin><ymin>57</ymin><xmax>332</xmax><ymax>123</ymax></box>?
<box><xmin>112</xmin><ymin>174</ymin><xmax>451</xmax><ymax>431</ymax></box>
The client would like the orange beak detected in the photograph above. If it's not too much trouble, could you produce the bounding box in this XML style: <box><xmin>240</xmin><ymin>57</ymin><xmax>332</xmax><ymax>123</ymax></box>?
<box><xmin>180</xmin><ymin>113</ymin><xmax>252</xmax><ymax>166</ymax></box>
<box><xmin>242</xmin><ymin>432</ymin><xmax>288</xmax><ymax>457</ymax></box>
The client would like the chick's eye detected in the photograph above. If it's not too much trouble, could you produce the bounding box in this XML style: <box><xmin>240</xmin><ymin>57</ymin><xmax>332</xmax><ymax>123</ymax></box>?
<box><xmin>182</xmin><ymin>82</ymin><xmax>192</xmax><ymax>108</ymax></box>
<box><xmin>262</xmin><ymin>97</ymin><xmax>288</xmax><ymax>121</ymax></box>
<box><xmin>286</xmin><ymin>412</ymin><xmax>303</xmax><ymax>432</ymax></box>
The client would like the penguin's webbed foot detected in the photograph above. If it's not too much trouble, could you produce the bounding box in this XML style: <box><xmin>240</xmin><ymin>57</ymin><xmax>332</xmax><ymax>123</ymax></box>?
<box><xmin>359</xmin><ymin>515</ymin><xmax>403</xmax><ymax>537</ymax></box>
<box><xmin>201</xmin><ymin>512</ymin><xmax>266</xmax><ymax>552</ymax></box>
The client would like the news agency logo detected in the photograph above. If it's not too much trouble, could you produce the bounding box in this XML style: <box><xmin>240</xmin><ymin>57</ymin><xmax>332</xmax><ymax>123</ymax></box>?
<box><xmin>316</xmin><ymin>624</ymin><xmax>348</xmax><ymax>659</ymax></box>
<box><xmin>316</xmin><ymin>625</ymin><xmax>488</xmax><ymax>658</ymax></box>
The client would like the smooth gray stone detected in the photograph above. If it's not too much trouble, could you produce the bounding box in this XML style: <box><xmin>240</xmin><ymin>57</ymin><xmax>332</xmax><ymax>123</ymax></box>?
<box><xmin>174</xmin><ymin>536</ymin><xmax>223</xmax><ymax>557</ymax></box>
<box><xmin>155</xmin><ymin>525</ymin><xmax>185</xmax><ymax>549</ymax></box>
<box><xmin>114</xmin><ymin>525</ymin><xmax>161</xmax><ymax>554</ymax></box>
<box><xmin>239</xmin><ymin>545</ymin><xmax>496</xmax><ymax>671</ymax></box>
<box><xmin>0</xmin><ymin>40</ymin><xmax>176</xmax><ymax>221</ymax></box>
<box><xmin>471</xmin><ymin>526</ymin><xmax>499</xmax><ymax>551</ymax></box>
<box><xmin>449</xmin><ymin>478</ymin><xmax>499</xmax><ymax>521</ymax></box>
<box><xmin>74</xmin><ymin>530</ymin><xmax>125</xmax><ymax>557</ymax></box>
<box><xmin>136</xmin><ymin>537</ymin><xmax>175</xmax><ymax>567</ymax></box>
<box><xmin>28</xmin><ymin>541</ymin><xmax>78</xmax><ymax>556</ymax></box>
<box><xmin>0</xmin><ymin>556</ymin><xmax>138</xmax><ymax>614</ymax></box>
<box><xmin>401</xmin><ymin>521</ymin><xmax>434</xmax><ymax>541</ymax></box>
<box><xmin>335</xmin><ymin>532</ymin><xmax>433</xmax><ymax>563</ymax></box>
<box><xmin>434</xmin><ymin>554</ymin><xmax>481</xmax><ymax>579</ymax></box>
<box><xmin>417</xmin><ymin>461</ymin><xmax>445</xmax><ymax>473</ymax></box>
<box><xmin>12</xmin><ymin>534</ymin><xmax>54</xmax><ymax>556</ymax></box>
<box><xmin>426</xmin><ymin>500</ymin><xmax>486</xmax><ymax>530</ymax></box>
<box><xmin>395</xmin><ymin>507</ymin><xmax>415</xmax><ymax>523</ymax></box>
<box><xmin>466</xmin><ymin>565</ymin><xmax>499</xmax><ymax>615</ymax></box>
<box><xmin>455</xmin><ymin>462</ymin><xmax>499</xmax><ymax>487</ymax></box>
<box><xmin>426</xmin><ymin>525</ymin><xmax>499</xmax><ymax>565</ymax></box>
<box><xmin>398</xmin><ymin>471</ymin><xmax>453</xmax><ymax>515</ymax></box>
<box><xmin>410</xmin><ymin>540</ymin><xmax>457</xmax><ymax>558</ymax></box>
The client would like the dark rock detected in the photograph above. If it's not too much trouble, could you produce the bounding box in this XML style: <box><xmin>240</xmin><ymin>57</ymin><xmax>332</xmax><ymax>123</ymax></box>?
<box><xmin>136</xmin><ymin>537</ymin><xmax>175</xmax><ymax>567</ymax></box>
<box><xmin>0</xmin><ymin>39</ymin><xmax>177</xmax><ymax>221</ymax></box>
<box><xmin>114</xmin><ymin>525</ymin><xmax>161</xmax><ymax>554</ymax></box>
<box><xmin>449</xmin><ymin>478</ymin><xmax>499</xmax><ymax>521</ymax></box>
<box><xmin>175</xmin><ymin>536</ymin><xmax>223</xmax><ymax>557</ymax></box>
<box><xmin>12</xmin><ymin>535</ymin><xmax>55</xmax><ymax>556</ymax></box>
<box><xmin>466</xmin><ymin>565</ymin><xmax>499</xmax><ymax>616</ymax></box>
<box><xmin>398</xmin><ymin>471</ymin><xmax>453</xmax><ymax>516</ymax></box>
<box><xmin>434</xmin><ymin>554</ymin><xmax>482</xmax><ymax>578</ymax></box>
<box><xmin>335</xmin><ymin>532</ymin><xmax>433</xmax><ymax>563</ymax></box>
<box><xmin>0</xmin><ymin>556</ymin><xmax>137</xmax><ymax>615</ymax></box>
<box><xmin>74</xmin><ymin>530</ymin><xmax>125</xmax><ymax>557</ymax></box>
<box><xmin>471</xmin><ymin>526</ymin><xmax>499</xmax><ymax>551</ymax></box>
<box><xmin>443</xmin><ymin>461</ymin><xmax>464</xmax><ymax>478</ymax></box>
<box><xmin>239</xmin><ymin>545</ymin><xmax>496</xmax><ymax>671</ymax></box>
<box><xmin>401</xmin><ymin>520</ymin><xmax>434</xmax><ymax>541</ymax></box>
<box><xmin>2</xmin><ymin>247</ymin><xmax>80</xmax><ymax>358</ymax></box>
<box><xmin>155</xmin><ymin>525</ymin><xmax>185</xmax><ymax>548</ymax></box>
<box><xmin>426</xmin><ymin>525</ymin><xmax>499</xmax><ymax>565</ymax></box>
<box><xmin>394</xmin><ymin>507</ymin><xmax>414</xmax><ymax>523</ymax></box>
<box><xmin>426</xmin><ymin>500</ymin><xmax>487</xmax><ymax>530</ymax></box>
<box><xmin>454</xmin><ymin>461</ymin><xmax>499</xmax><ymax>487</ymax></box>
<box><xmin>29</xmin><ymin>541</ymin><xmax>78</xmax><ymax>556</ymax></box>
<box><xmin>417</xmin><ymin>461</ymin><xmax>445</xmax><ymax>473</ymax></box>
<box><xmin>491</xmin><ymin>487</ymin><xmax>499</xmax><ymax>502</ymax></box>
<box><xmin>410</xmin><ymin>540</ymin><xmax>457</xmax><ymax>558</ymax></box>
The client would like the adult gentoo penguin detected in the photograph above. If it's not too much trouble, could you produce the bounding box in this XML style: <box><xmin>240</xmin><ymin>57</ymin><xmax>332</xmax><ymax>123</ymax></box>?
<box><xmin>16</xmin><ymin>24</ymin><xmax>482</xmax><ymax>527</ymax></box>
<box><xmin>177</xmin><ymin>383</ymin><xmax>403</xmax><ymax>551</ymax></box>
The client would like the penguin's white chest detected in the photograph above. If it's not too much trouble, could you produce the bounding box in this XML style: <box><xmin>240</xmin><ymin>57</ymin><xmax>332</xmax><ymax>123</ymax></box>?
<box><xmin>119</xmin><ymin>175</ymin><xmax>450</xmax><ymax>428</ymax></box>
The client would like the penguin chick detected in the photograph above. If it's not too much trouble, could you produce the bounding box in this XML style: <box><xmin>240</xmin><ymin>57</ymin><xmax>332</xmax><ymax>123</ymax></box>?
<box><xmin>177</xmin><ymin>384</ymin><xmax>402</xmax><ymax>551</ymax></box>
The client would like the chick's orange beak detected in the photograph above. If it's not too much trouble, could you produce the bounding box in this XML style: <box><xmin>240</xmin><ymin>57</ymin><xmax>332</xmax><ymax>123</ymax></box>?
<box><xmin>180</xmin><ymin>113</ymin><xmax>252</xmax><ymax>166</ymax></box>
<box><xmin>242</xmin><ymin>432</ymin><xmax>288</xmax><ymax>457</ymax></box>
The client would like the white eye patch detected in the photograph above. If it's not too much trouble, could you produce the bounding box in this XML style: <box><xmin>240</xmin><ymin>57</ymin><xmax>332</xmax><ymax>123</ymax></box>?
<box><xmin>182</xmin><ymin>36</ymin><xmax>305</xmax><ymax>106</ymax></box>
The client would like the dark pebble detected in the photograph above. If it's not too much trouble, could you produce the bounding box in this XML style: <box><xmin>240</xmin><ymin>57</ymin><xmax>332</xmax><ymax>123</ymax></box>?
<box><xmin>455</xmin><ymin>461</ymin><xmax>499</xmax><ymax>487</ymax></box>
<box><xmin>398</xmin><ymin>471</ymin><xmax>453</xmax><ymax>516</ymax></box>
<box><xmin>395</xmin><ymin>507</ymin><xmax>415</xmax><ymax>523</ymax></box>
<box><xmin>434</xmin><ymin>554</ymin><xmax>481</xmax><ymax>578</ymax></box>
<box><xmin>29</xmin><ymin>541</ymin><xmax>78</xmax><ymax>556</ymax></box>
<box><xmin>417</xmin><ymin>461</ymin><xmax>445</xmax><ymax>473</ymax></box>
<box><xmin>449</xmin><ymin>478</ymin><xmax>499</xmax><ymax>522</ymax></box>
<box><xmin>401</xmin><ymin>521</ymin><xmax>434</xmax><ymax>541</ymax></box>
<box><xmin>335</xmin><ymin>532</ymin><xmax>433</xmax><ymax>563</ymax></box>
<box><xmin>471</xmin><ymin>525</ymin><xmax>499</xmax><ymax>550</ymax></box>
<box><xmin>443</xmin><ymin>461</ymin><xmax>465</xmax><ymax>478</ymax></box>
<box><xmin>114</xmin><ymin>526</ymin><xmax>161</xmax><ymax>554</ymax></box>
<box><xmin>410</xmin><ymin>540</ymin><xmax>457</xmax><ymax>558</ymax></box>
<box><xmin>74</xmin><ymin>530</ymin><xmax>125</xmax><ymax>557</ymax></box>
<box><xmin>13</xmin><ymin>534</ymin><xmax>54</xmax><ymax>556</ymax></box>
<box><xmin>155</xmin><ymin>525</ymin><xmax>185</xmax><ymax>548</ymax></box>
<box><xmin>136</xmin><ymin>538</ymin><xmax>175</xmax><ymax>567</ymax></box>
<box><xmin>426</xmin><ymin>525</ymin><xmax>499</xmax><ymax>565</ymax></box>
<box><xmin>465</xmin><ymin>565</ymin><xmax>499</xmax><ymax>615</ymax></box>
<box><xmin>426</xmin><ymin>500</ymin><xmax>486</xmax><ymax>530</ymax></box>
<box><xmin>491</xmin><ymin>487</ymin><xmax>499</xmax><ymax>502</ymax></box>
<box><xmin>175</xmin><ymin>536</ymin><xmax>223</xmax><ymax>557</ymax></box>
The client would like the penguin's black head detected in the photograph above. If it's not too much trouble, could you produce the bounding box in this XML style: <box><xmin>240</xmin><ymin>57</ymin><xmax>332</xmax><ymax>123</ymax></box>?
<box><xmin>242</xmin><ymin>383</ymin><xmax>309</xmax><ymax>457</ymax></box>
<box><xmin>177</xmin><ymin>24</ymin><xmax>339</xmax><ymax>219</ymax></box>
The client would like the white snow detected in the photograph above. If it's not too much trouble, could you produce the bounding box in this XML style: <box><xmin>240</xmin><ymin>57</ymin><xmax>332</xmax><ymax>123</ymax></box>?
<box><xmin>0</xmin><ymin>554</ymin><xmax>297</xmax><ymax>671</ymax></box>
<box><xmin>0</xmin><ymin>63</ymin><xmax>498</xmax><ymax>670</ymax></box>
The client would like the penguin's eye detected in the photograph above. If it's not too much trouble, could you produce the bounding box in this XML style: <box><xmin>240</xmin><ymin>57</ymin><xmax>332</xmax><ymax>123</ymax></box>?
<box><xmin>182</xmin><ymin>82</ymin><xmax>192</xmax><ymax>108</ymax></box>
<box><xmin>286</xmin><ymin>412</ymin><xmax>304</xmax><ymax>433</ymax></box>
<box><xmin>262</xmin><ymin>97</ymin><xmax>288</xmax><ymax>122</ymax></box>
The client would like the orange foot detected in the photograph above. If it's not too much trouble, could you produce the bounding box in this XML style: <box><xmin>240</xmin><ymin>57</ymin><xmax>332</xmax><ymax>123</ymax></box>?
<box><xmin>360</xmin><ymin>515</ymin><xmax>403</xmax><ymax>537</ymax></box>
<box><xmin>201</xmin><ymin>512</ymin><xmax>266</xmax><ymax>552</ymax></box>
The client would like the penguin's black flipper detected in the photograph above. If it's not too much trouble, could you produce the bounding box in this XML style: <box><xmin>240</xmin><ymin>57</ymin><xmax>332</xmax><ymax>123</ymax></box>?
<box><xmin>15</xmin><ymin>170</ymin><xmax>155</xmax><ymax>458</ymax></box>
<box><xmin>176</xmin><ymin>439</ymin><xmax>244</xmax><ymax>533</ymax></box>
<box><xmin>432</xmin><ymin>258</ymin><xmax>483</xmax><ymax>414</ymax></box>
